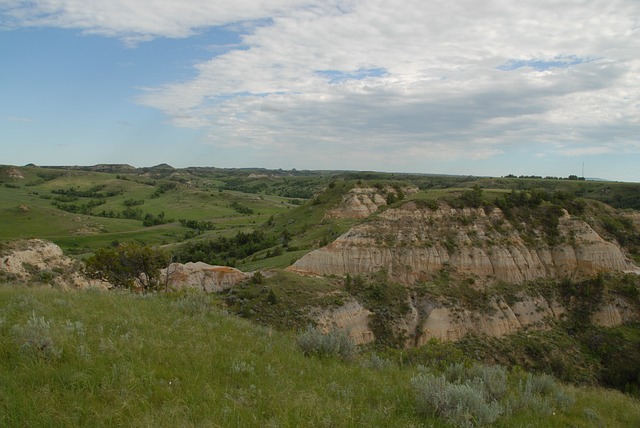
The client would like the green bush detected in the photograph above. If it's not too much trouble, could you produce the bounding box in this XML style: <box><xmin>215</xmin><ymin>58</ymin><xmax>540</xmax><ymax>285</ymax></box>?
<box><xmin>511</xmin><ymin>372</ymin><xmax>575</xmax><ymax>414</ymax></box>
<box><xmin>84</xmin><ymin>242</ymin><xmax>170</xmax><ymax>293</ymax></box>
<box><xmin>411</xmin><ymin>373</ymin><xmax>503</xmax><ymax>427</ymax></box>
<box><xmin>297</xmin><ymin>325</ymin><xmax>356</xmax><ymax>361</ymax></box>
<box><xmin>12</xmin><ymin>312</ymin><xmax>62</xmax><ymax>360</ymax></box>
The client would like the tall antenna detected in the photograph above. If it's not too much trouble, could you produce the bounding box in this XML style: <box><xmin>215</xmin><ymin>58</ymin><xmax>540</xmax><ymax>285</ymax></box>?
<box><xmin>582</xmin><ymin>162</ymin><xmax>585</xmax><ymax>179</ymax></box>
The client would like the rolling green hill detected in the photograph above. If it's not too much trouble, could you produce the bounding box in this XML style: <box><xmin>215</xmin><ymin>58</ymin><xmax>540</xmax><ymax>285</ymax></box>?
<box><xmin>2</xmin><ymin>163</ymin><xmax>640</xmax><ymax>420</ymax></box>
<box><xmin>1</xmin><ymin>285</ymin><xmax>639</xmax><ymax>427</ymax></box>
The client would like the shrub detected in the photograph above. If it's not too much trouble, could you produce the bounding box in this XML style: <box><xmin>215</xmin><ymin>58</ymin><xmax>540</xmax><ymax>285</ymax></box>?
<box><xmin>360</xmin><ymin>353</ymin><xmax>394</xmax><ymax>370</ymax></box>
<box><xmin>297</xmin><ymin>325</ymin><xmax>356</xmax><ymax>361</ymax></box>
<box><xmin>171</xmin><ymin>293</ymin><xmax>212</xmax><ymax>316</ymax></box>
<box><xmin>84</xmin><ymin>242</ymin><xmax>171</xmax><ymax>293</ymax></box>
<box><xmin>12</xmin><ymin>312</ymin><xmax>62</xmax><ymax>359</ymax></box>
<box><xmin>469</xmin><ymin>364</ymin><xmax>508</xmax><ymax>401</ymax></box>
<box><xmin>411</xmin><ymin>373</ymin><xmax>503</xmax><ymax>427</ymax></box>
<box><xmin>406</xmin><ymin>339</ymin><xmax>469</xmax><ymax>370</ymax></box>
<box><xmin>512</xmin><ymin>373</ymin><xmax>575</xmax><ymax>414</ymax></box>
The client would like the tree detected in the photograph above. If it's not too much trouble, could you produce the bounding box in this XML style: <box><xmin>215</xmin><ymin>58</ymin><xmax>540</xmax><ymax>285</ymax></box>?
<box><xmin>85</xmin><ymin>242</ymin><xmax>171</xmax><ymax>293</ymax></box>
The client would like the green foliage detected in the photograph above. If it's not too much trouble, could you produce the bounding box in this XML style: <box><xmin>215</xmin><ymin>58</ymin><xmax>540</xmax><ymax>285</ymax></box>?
<box><xmin>451</xmin><ymin>185</ymin><xmax>486</xmax><ymax>209</ymax></box>
<box><xmin>559</xmin><ymin>275</ymin><xmax>605</xmax><ymax>329</ymax></box>
<box><xmin>123</xmin><ymin>198</ymin><xmax>145</xmax><ymax>207</ymax></box>
<box><xmin>345</xmin><ymin>271</ymin><xmax>411</xmax><ymax>347</ymax></box>
<box><xmin>297</xmin><ymin>325</ymin><xmax>357</xmax><ymax>361</ymax></box>
<box><xmin>52</xmin><ymin>198</ymin><xmax>106</xmax><ymax>214</ymax></box>
<box><xmin>492</xmin><ymin>189</ymin><xmax>586</xmax><ymax>244</ymax></box>
<box><xmin>250</xmin><ymin>271</ymin><xmax>264</xmax><ymax>285</ymax></box>
<box><xmin>456</xmin><ymin>328</ymin><xmax>601</xmax><ymax>385</ymax></box>
<box><xmin>84</xmin><ymin>242</ymin><xmax>170</xmax><ymax>293</ymax></box>
<box><xmin>51</xmin><ymin>184</ymin><xmax>111</xmax><ymax>198</ymax></box>
<box><xmin>224</xmin><ymin>270</ymin><xmax>345</xmax><ymax>330</ymax></box>
<box><xmin>596</xmin><ymin>210</ymin><xmax>640</xmax><ymax>260</ymax></box>
<box><xmin>170</xmin><ymin>292</ymin><xmax>214</xmax><ymax>316</ymax></box>
<box><xmin>230</xmin><ymin>201</ymin><xmax>254</xmax><ymax>215</ymax></box>
<box><xmin>412</xmin><ymin>364</ymin><xmax>578</xmax><ymax>427</ymax></box>
<box><xmin>405</xmin><ymin>338</ymin><xmax>470</xmax><ymax>369</ymax></box>
<box><xmin>178</xmin><ymin>218</ymin><xmax>215</xmax><ymax>230</ymax></box>
<box><xmin>578</xmin><ymin>324</ymin><xmax>640</xmax><ymax>395</ymax></box>
<box><xmin>142</xmin><ymin>211</ymin><xmax>171</xmax><ymax>227</ymax></box>
<box><xmin>0</xmin><ymin>286</ymin><xmax>639</xmax><ymax>426</ymax></box>
<box><xmin>150</xmin><ymin>181</ymin><xmax>177</xmax><ymax>198</ymax></box>
<box><xmin>177</xmin><ymin>230</ymin><xmax>277</xmax><ymax>266</ymax></box>
<box><xmin>411</xmin><ymin>371</ymin><xmax>504</xmax><ymax>426</ymax></box>
<box><xmin>11</xmin><ymin>311</ymin><xmax>62</xmax><ymax>360</ymax></box>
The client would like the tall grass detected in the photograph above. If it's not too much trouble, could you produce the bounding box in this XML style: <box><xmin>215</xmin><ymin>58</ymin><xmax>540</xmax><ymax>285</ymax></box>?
<box><xmin>1</xmin><ymin>284</ymin><xmax>639</xmax><ymax>427</ymax></box>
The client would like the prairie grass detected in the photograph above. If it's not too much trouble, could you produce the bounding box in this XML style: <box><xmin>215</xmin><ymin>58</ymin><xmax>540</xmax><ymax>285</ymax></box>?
<box><xmin>1</xmin><ymin>284</ymin><xmax>639</xmax><ymax>427</ymax></box>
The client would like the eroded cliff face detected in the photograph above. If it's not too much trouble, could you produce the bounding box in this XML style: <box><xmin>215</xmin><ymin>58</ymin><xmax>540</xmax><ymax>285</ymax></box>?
<box><xmin>323</xmin><ymin>186</ymin><xmax>419</xmax><ymax>219</ymax></box>
<box><xmin>311</xmin><ymin>299</ymin><xmax>375</xmax><ymax>345</ymax></box>
<box><xmin>312</xmin><ymin>290</ymin><xmax>638</xmax><ymax>346</ymax></box>
<box><xmin>290</xmin><ymin>203</ymin><xmax>636</xmax><ymax>285</ymax></box>
<box><xmin>0</xmin><ymin>239</ymin><xmax>108</xmax><ymax>289</ymax></box>
<box><xmin>411</xmin><ymin>294</ymin><xmax>567</xmax><ymax>345</ymax></box>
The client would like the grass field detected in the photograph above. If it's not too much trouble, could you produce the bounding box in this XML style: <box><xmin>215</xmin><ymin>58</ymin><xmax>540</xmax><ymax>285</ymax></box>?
<box><xmin>3</xmin><ymin>164</ymin><xmax>640</xmax><ymax>260</ymax></box>
<box><xmin>1</xmin><ymin>284</ymin><xmax>639</xmax><ymax>427</ymax></box>
<box><xmin>0</xmin><ymin>166</ymin><xmax>302</xmax><ymax>256</ymax></box>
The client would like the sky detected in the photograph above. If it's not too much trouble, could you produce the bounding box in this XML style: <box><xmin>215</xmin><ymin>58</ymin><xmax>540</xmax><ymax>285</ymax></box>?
<box><xmin>1</xmin><ymin>0</ymin><xmax>639</xmax><ymax>182</ymax></box>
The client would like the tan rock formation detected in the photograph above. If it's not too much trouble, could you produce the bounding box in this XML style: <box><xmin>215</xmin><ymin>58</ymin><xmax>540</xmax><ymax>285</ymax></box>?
<box><xmin>406</xmin><ymin>293</ymin><xmax>634</xmax><ymax>346</ymax></box>
<box><xmin>591</xmin><ymin>297</ymin><xmax>637</xmax><ymax>327</ymax></box>
<box><xmin>312</xmin><ymin>299</ymin><xmax>375</xmax><ymax>345</ymax></box>
<box><xmin>0</xmin><ymin>239</ymin><xmax>108</xmax><ymax>289</ymax></box>
<box><xmin>290</xmin><ymin>204</ymin><xmax>636</xmax><ymax>285</ymax></box>
<box><xmin>414</xmin><ymin>295</ymin><xmax>563</xmax><ymax>344</ymax></box>
<box><xmin>163</xmin><ymin>262</ymin><xmax>247</xmax><ymax>292</ymax></box>
<box><xmin>6</xmin><ymin>166</ymin><xmax>24</xmax><ymax>179</ymax></box>
<box><xmin>324</xmin><ymin>186</ymin><xmax>418</xmax><ymax>219</ymax></box>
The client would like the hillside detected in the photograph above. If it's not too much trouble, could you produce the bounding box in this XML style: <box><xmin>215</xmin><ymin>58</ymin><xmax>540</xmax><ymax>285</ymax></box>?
<box><xmin>2</xmin><ymin>164</ymin><xmax>640</xmax><ymax>400</ymax></box>
<box><xmin>1</xmin><ymin>285</ymin><xmax>639</xmax><ymax>427</ymax></box>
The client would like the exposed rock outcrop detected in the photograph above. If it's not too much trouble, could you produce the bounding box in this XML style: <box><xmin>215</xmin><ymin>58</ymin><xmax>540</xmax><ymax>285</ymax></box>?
<box><xmin>291</xmin><ymin>204</ymin><xmax>636</xmax><ymax>285</ymax></box>
<box><xmin>590</xmin><ymin>297</ymin><xmax>637</xmax><ymax>327</ymax></box>
<box><xmin>163</xmin><ymin>262</ymin><xmax>247</xmax><ymax>292</ymax></box>
<box><xmin>0</xmin><ymin>239</ymin><xmax>108</xmax><ymax>289</ymax></box>
<box><xmin>311</xmin><ymin>299</ymin><xmax>375</xmax><ymax>345</ymax></box>
<box><xmin>5</xmin><ymin>166</ymin><xmax>24</xmax><ymax>179</ymax></box>
<box><xmin>413</xmin><ymin>294</ymin><xmax>565</xmax><ymax>344</ymax></box>
<box><xmin>324</xmin><ymin>186</ymin><xmax>418</xmax><ymax>219</ymax></box>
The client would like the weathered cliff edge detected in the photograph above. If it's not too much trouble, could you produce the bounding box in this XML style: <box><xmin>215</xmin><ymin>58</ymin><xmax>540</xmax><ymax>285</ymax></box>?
<box><xmin>311</xmin><ymin>288</ymin><xmax>638</xmax><ymax>347</ymax></box>
<box><xmin>324</xmin><ymin>185</ymin><xmax>419</xmax><ymax>219</ymax></box>
<box><xmin>0</xmin><ymin>239</ymin><xmax>109</xmax><ymax>289</ymax></box>
<box><xmin>290</xmin><ymin>203</ymin><xmax>639</xmax><ymax>345</ymax></box>
<box><xmin>290</xmin><ymin>203</ymin><xmax>636</xmax><ymax>284</ymax></box>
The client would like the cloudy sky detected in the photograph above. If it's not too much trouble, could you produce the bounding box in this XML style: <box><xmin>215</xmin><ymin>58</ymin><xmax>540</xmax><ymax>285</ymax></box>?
<box><xmin>1</xmin><ymin>0</ymin><xmax>639</xmax><ymax>181</ymax></box>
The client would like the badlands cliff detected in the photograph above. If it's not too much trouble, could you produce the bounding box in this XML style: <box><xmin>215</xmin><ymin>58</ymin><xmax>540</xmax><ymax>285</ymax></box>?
<box><xmin>290</xmin><ymin>202</ymin><xmax>636</xmax><ymax>285</ymax></box>
<box><xmin>289</xmin><ymin>198</ymin><xmax>639</xmax><ymax>345</ymax></box>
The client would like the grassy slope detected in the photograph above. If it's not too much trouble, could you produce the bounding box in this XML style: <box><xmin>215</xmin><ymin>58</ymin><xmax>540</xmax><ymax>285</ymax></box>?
<box><xmin>3</xmin><ymin>164</ymin><xmax>640</xmax><ymax>260</ymax></box>
<box><xmin>0</xmin><ymin>167</ymin><xmax>299</xmax><ymax>256</ymax></box>
<box><xmin>1</xmin><ymin>285</ymin><xmax>639</xmax><ymax>427</ymax></box>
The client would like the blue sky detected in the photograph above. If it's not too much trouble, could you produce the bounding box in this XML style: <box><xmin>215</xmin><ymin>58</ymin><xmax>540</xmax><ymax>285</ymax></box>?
<box><xmin>1</xmin><ymin>0</ymin><xmax>639</xmax><ymax>181</ymax></box>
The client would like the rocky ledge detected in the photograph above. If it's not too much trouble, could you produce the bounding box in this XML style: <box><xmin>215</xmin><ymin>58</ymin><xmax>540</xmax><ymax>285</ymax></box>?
<box><xmin>290</xmin><ymin>203</ymin><xmax>636</xmax><ymax>285</ymax></box>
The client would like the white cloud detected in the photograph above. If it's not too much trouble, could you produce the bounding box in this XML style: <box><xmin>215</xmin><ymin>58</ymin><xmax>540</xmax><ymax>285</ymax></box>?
<box><xmin>0</xmin><ymin>0</ymin><xmax>312</xmax><ymax>43</ymax></box>
<box><xmin>4</xmin><ymin>116</ymin><xmax>34</xmax><ymax>123</ymax></box>
<box><xmin>3</xmin><ymin>0</ymin><xmax>639</xmax><ymax>172</ymax></box>
<box><xmin>558</xmin><ymin>146</ymin><xmax>613</xmax><ymax>157</ymax></box>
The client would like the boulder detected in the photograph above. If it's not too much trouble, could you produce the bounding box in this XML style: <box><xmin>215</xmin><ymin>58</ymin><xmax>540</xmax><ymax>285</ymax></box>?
<box><xmin>163</xmin><ymin>262</ymin><xmax>247</xmax><ymax>292</ymax></box>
